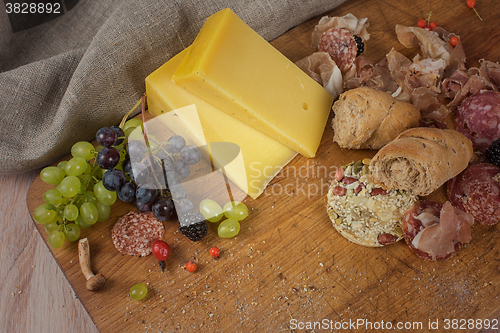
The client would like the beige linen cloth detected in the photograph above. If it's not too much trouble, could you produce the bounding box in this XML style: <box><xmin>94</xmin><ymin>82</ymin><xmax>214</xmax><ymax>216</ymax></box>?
<box><xmin>0</xmin><ymin>0</ymin><xmax>346</xmax><ymax>174</ymax></box>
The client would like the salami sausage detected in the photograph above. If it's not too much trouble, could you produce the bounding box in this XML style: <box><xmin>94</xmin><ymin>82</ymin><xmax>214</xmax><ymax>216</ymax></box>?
<box><xmin>450</xmin><ymin>163</ymin><xmax>500</xmax><ymax>225</ymax></box>
<box><xmin>112</xmin><ymin>211</ymin><xmax>165</xmax><ymax>256</ymax></box>
<box><xmin>456</xmin><ymin>90</ymin><xmax>500</xmax><ymax>152</ymax></box>
<box><xmin>318</xmin><ymin>28</ymin><xmax>358</xmax><ymax>73</ymax></box>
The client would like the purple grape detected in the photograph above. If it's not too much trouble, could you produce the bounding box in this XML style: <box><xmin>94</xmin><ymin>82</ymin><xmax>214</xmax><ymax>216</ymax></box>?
<box><xmin>165</xmin><ymin>172</ymin><xmax>181</xmax><ymax>187</ymax></box>
<box><xmin>96</xmin><ymin>127</ymin><xmax>117</xmax><ymax>147</ymax></box>
<box><xmin>102</xmin><ymin>169</ymin><xmax>126</xmax><ymax>191</ymax></box>
<box><xmin>174</xmin><ymin>160</ymin><xmax>190</xmax><ymax>180</ymax></box>
<box><xmin>166</xmin><ymin>135</ymin><xmax>186</xmax><ymax>153</ymax></box>
<box><xmin>118</xmin><ymin>182</ymin><xmax>136</xmax><ymax>202</ymax></box>
<box><xmin>111</xmin><ymin>126</ymin><xmax>125</xmax><ymax>145</ymax></box>
<box><xmin>135</xmin><ymin>182</ymin><xmax>158</xmax><ymax>204</ymax></box>
<box><xmin>180</xmin><ymin>145</ymin><xmax>202</xmax><ymax>165</ymax></box>
<box><xmin>169</xmin><ymin>185</ymin><xmax>186</xmax><ymax>200</ymax></box>
<box><xmin>135</xmin><ymin>200</ymin><xmax>152</xmax><ymax>213</ymax></box>
<box><xmin>152</xmin><ymin>196</ymin><xmax>174</xmax><ymax>221</ymax></box>
<box><xmin>96</xmin><ymin>146</ymin><xmax>120</xmax><ymax>169</ymax></box>
<box><xmin>122</xmin><ymin>157</ymin><xmax>131</xmax><ymax>174</ymax></box>
<box><xmin>130</xmin><ymin>162</ymin><xmax>149</xmax><ymax>184</ymax></box>
<box><xmin>175</xmin><ymin>198</ymin><xmax>193</xmax><ymax>216</ymax></box>
<box><xmin>127</xmin><ymin>140</ymin><xmax>147</xmax><ymax>160</ymax></box>
<box><xmin>162</xmin><ymin>156</ymin><xmax>175</xmax><ymax>173</ymax></box>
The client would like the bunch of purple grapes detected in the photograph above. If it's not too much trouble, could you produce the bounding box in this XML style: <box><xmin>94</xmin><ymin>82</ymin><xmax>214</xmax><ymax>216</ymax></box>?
<box><xmin>95</xmin><ymin>123</ymin><xmax>202</xmax><ymax>221</ymax></box>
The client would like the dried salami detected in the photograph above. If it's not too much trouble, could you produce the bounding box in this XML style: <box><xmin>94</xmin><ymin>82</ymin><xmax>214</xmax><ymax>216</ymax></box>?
<box><xmin>450</xmin><ymin>163</ymin><xmax>500</xmax><ymax>225</ymax></box>
<box><xmin>456</xmin><ymin>90</ymin><xmax>500</xmax><ymax>152</ymax></box>
<box><xmin>318</xmin><ymin>28</ymin><xmax>358</xmax><ymax>73</ymax></box>
<box><xmin>112</xmin><ymin>211</ymin><xmax>165</xmax><ymax>256</ymax></box>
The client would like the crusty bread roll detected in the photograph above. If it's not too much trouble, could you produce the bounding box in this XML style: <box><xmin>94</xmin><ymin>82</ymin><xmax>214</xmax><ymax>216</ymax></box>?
<box><xmin>369</xmin><ymin>127</ymin><xmax>474</xmax><ymax>196</ymax></box>
<box><xmin>332</xmin><ymin>87</ymin><xmax>421</xmax><ymax>149</ymax></box>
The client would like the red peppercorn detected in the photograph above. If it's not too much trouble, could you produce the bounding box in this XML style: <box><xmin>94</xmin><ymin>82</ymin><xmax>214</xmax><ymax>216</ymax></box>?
<box><xmin>466</xmin><ymin>0</ymin><xmax>476</xmax><ymax>8</ymax></box>
<box><xmin>424</xmin><ymin>25</ymin><xmax>432</xmax><ymax>31</ymax></box>
<box><xmin>450</xmin><ymin>36</ymin><xmax>460</xmax><ymax>46</ymax></box>
<box><xmin>210</xmin><ymin>246</ymin><xmax>221</xmax><ymax>258</ymax></box>
<box><xmin>429</xmin><ymin>21</ymin><xmax>438</xmax><ymax>29</ymax></box>
<box><xmin>417</xmin><ymin>19</ymin><xmax>427</xmax><ymax>28</ymax></box>
<box><xmin>186</xmin><ymin>261</ymin><xmax>197</xmax><ymax>273</ymax></box>
<box><xmin>152</xmin><ymin>240</ymin><xmax>170</xmax><ymax>273</ymax></box>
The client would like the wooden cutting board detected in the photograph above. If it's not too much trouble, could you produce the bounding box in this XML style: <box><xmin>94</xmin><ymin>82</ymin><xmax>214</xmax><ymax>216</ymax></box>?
<box><xmin>27</xmin><ymin>0</ymin><xmax>500</xmax><ymax>332</ymax></box>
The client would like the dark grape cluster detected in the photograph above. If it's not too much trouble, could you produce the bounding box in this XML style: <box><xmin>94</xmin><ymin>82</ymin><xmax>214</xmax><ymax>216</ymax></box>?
<box><xmin>96</xmin><ymin>124</ymin><xmax>204</xmax><ymax>231</ymax></box>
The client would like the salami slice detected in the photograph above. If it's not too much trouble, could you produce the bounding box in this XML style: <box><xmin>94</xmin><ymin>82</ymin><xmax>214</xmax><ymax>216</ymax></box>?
<box><xmin>112</xmin><ymin>211</ymin><xmax>165</xmax><ymax>256</ymax></box>
<box><xmin>318</xmin><ymin>28</ymin><xmax>358</xmax><ymax>73</ymax></box>
<box><xmin>456</xmin><ymin>90</ymin><xmax>500</xmax><ymax>152</ymax></box>
<box><xmin>459</xmin><ymin>163</ymin><xmax>500</xmax><ymax>225</ymax></box>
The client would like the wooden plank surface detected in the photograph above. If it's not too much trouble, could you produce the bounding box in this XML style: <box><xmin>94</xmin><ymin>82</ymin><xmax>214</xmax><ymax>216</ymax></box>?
<box><xmin>24</xmin><ymin>0</ymin><xmax>500</xmax><ymax>332</ymax></box>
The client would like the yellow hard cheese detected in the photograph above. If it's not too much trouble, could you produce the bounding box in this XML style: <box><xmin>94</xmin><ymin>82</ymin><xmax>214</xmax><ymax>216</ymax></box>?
<box><xmin>172</xmin><ymin>8</ymin><xmax>333</xmax><ymax>158</ymax></box>
<box><xmin>145</xmin><ymin>49</ymin><xmax>297</xmax><ymax>199</ymax></box>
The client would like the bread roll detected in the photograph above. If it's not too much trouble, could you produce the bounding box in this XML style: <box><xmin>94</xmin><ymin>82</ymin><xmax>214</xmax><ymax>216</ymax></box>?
<box><xmin>332</xmin><ymin>87</ymin><xmax>421</xmax><ymax>149</ymax></box>
<box><xmin>369</xmin><ymin>128</ymin><xmax>474</xmax><ymax>196</ymax></box>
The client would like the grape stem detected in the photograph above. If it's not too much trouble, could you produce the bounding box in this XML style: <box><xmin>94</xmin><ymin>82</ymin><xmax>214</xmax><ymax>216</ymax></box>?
<box><xmin>119</xmin><ymin>96</ymin><xmax>144</xmax><ymax>129</ymax></box>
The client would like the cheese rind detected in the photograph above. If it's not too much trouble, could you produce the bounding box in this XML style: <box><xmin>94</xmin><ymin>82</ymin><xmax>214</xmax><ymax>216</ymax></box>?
<box><xmin>172</xmin><ymin>8</ymin><xmax>333</xmax><ymax>158</ymax></box>
<box><xmin>145</xmin><ymin>50</ymin><xmax>297</xmax><ymax>199</ymax></box>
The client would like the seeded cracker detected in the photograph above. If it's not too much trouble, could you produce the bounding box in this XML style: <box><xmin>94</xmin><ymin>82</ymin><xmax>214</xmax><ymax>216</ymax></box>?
<box><xmin>112</xmin><ymin>211</ymin><xmax>165</xmax><ymax>256</ymax></box>
<box><xmin>326</xmin><ymin>160</ymin><xmax>418</xmax><ymax>247</ymax></box>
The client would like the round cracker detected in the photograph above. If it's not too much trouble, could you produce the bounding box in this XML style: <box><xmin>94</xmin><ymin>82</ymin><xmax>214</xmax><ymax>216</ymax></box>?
<box><xmin>326</xmin><ymin>160</ymin><xmax>418</xmax><ymax>247</ymax></box>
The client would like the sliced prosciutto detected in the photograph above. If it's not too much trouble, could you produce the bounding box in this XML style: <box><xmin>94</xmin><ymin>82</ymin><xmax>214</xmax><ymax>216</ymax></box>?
<box><xmin>403</xmin><ymin>201</ymin><xmax>474</xmax><ymax>261</ymax></box>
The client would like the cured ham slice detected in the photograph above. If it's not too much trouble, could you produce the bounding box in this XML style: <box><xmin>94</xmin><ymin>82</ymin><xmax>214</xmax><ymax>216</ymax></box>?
<box><xmin>395</xmin><ymin>25</ymin><xmax>451</xmax><ymax>65</ymax></box>
<box><xmin>403</xmin><ymin>201</ymin><xmax>474</xmax><ymax>261</ymax></box>
<box><xmin>295</xmin><ymin>52</ymin><xmax>343</xmax><ymax>98</ymax></box>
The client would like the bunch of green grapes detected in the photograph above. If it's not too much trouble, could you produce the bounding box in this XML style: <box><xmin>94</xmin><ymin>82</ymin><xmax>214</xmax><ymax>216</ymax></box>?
<box><xmin>34</xmin><ymin>120</ymin><xmax>142</xmax><ymax>248</ymax></box>
<box><xmin>199</xmin><ymin>199</ymin><xmax>249</xmax><ymax>238</ymax></box>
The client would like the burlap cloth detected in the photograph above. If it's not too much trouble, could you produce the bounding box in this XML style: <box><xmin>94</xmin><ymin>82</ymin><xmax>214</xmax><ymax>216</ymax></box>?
<box><xmin>0</xmin><ymin>0</ymin><xmax>347</xmax><ymax>175</ymax></box>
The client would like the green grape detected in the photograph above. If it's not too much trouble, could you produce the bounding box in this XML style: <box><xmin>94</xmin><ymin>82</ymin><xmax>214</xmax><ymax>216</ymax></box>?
<box><xmin>199</xmin><ymin>199</ymin><xmax>223</xmax><ymax>223</ymax></box>
<box><xmin>129</xmin><ymin>283</ymin><xmax>148</xmax><ymax>300</ymax></box>
<box><xmin>96</xmin><ymin>201</ymin><xmax>111</xmax><ymax>222</ymax></box>
<box><xmin>75</xmin><ymin>215</ymin><xmax>91</xmax><ymax>229</ymax></box>
<box><xmin>64</xmin><ymin>157</ymin><xmax>88</xmax><ymax>176</ymax></box>
<box><xmin>128</xmin><ymin>126</ymin><xmax>144</xmax><ymax>141</ymax></box>
<box><xmin>80</xmin><ymin>202</ymin><xmax>98</xmax><ymax>225</ymax></box>
<box><xmin>124</xmin><ymin>127</ymin><xmax>136</xmax><ymax>138</ymax></box>
<box><xmin>57</xmin><ymin>161</ymin><xmax>67</xmax><ymax>170</ymax></box>
<box><xmin>64</xmin><ymin>204</ymin><xmax>79</xmax><ymax>221</ymax></box>
<box><xmin>223</xmin><ymin>201</ymin><xmax>249</xmax><ymax>221</ymax></box>
<box><xmin>93</xmin><ymin>181</ymin><xmax>117</xmax><ymax>205</ymax></box>
<box><xmin>33</xmin><ymin>204</ymin><xmax>57</xmax><ymax>224</ymax></box>
<box><xmin>84</xmin><ymin>191</ymin><xmax>97</xmax><ymax>204</ymax></box>
<box><xmin>44</xmin><ymin>220</ymin><xmax>60</xmax><ymax>233</ymax></box>
<box><xmin>123</xmin><ymin>118</ymin><xmax>143</xmax><ymax>132</ymax></box>
<box><xmin>217</xmin><ymin>218</ymin><xmax>241</xmax><ymax>238</ymax></box>
<box><xmin>43</xmin><ymin>189</ymin><xmax>63</xmax><ymax>205</ymax></box>
<box><xmin>58</xmin><ymin>176</ymin><xmax>81</xmax><ymax>198</ymax></box>
<box><xmin>40</xmin><ymin>166</ymin><xmax>65</xmax><ymax>185</ymax></box>
<box><xmin>48</xmin><ymin>230</ymin><xmax>65</xmax><ymax>248</ymax></box>
<box><xmin>64</xmin><ymin>223</ymin><xmax>81</xmax><ymax>242</ymax></box>
<box><xmin>71</xmin><ymin>141</ymin><xmax>95</xmax><ymax>161</ymax></box>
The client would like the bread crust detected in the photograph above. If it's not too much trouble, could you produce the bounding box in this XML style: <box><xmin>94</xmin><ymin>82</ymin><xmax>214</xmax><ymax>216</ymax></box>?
<box><xmin>369</xmin><ymin>128</ymin><xmax>474</xmax><ymax>196</ymax></box>
<box><xmin>332</xmin><ymin>87</ymin><xmax>421</xmax><ymax>149</ymax></box>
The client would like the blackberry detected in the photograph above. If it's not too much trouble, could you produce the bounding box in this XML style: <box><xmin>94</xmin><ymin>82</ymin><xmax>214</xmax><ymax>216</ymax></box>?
<box><xmin>486</xmin><ymin>138</ymin><xmax>500</xmax><ymax>167</ymax></box>
<box><xmin>353</xmin><ymin>35</ymin><xmax>364</xmax><ymax>56</ymax></box>
<box><xmin>178</xmin><ymin>211</ymin><xmax>208</xmax><ymax>241</ymax></box>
